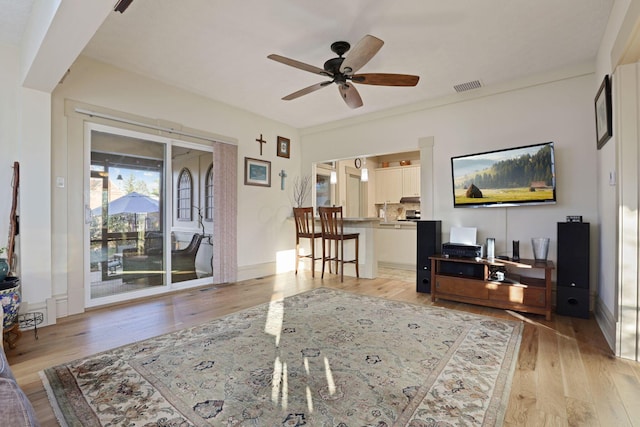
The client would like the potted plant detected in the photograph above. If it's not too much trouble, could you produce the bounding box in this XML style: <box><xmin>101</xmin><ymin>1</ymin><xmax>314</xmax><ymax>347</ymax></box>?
<box><xmin>292</xmin><ymin>175</ymin><xmax>311</xmax><ymax>208</ymax></box>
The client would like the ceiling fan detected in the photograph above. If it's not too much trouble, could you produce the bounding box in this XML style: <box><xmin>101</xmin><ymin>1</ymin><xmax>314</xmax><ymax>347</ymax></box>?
<box><xmin>268</xmin><ymin>35</ymin><xmax>419</xmax><ymax>109</ymax></box>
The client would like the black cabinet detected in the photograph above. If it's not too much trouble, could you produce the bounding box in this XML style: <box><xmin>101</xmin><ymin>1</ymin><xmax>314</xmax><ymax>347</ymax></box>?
<box><xmin>416</xmin><ymin>220</ymin><xmax>441</xmax><ymax>293</ymax></box>
<box><xmin>556</xmin><ymin>222</ymin><xmax>589</xmax><ymax>318</ymax></box>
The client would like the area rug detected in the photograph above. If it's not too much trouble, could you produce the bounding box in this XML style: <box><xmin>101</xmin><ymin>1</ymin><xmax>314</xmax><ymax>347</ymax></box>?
<box><xmin>41</xmin><ymin>288</ymin><xmax>522</xmax><ymax>426</ymax></box>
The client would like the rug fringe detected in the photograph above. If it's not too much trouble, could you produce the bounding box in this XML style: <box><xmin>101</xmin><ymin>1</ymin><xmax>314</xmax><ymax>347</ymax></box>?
<box><xmin>39</xmin><ymin>370</ymin><xmax>70</xmax><ymax>427</ymax></box>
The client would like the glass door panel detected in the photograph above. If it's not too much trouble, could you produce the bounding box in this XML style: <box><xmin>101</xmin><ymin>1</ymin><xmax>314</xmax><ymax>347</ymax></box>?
<box><xmin>170</xmin><ymin>146</ymin><xmax>213</xmax><ymax>283</ymax></box>
<box><xmin>88</xmin><ymin>130</ymin><xmax>165</xmax><ymax>300</ymax></box>
<box><xmin>315</xmin><ymin>165</ymin><xmax>335</xmax><ymax>213</ymax></box>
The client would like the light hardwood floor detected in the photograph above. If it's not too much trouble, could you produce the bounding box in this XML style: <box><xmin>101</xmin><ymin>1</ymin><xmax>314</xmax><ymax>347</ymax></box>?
<box><xmin>5</xmin><ymin>271</ymin><xmax>640</xmax><ymax>426</ymax></box>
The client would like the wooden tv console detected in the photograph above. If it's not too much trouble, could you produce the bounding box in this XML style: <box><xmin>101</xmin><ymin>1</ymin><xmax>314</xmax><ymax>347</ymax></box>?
<box><xmin>430</xmin><ymin>255</ymin><xmax>554</xmax><ymax>320</ymax></box>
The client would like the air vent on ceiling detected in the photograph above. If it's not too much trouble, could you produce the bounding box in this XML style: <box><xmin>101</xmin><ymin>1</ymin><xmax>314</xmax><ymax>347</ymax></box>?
<box><xmin>454</xmin><ymin>80</ymin><xmax>482</xmax><ymax>93</ymax></box>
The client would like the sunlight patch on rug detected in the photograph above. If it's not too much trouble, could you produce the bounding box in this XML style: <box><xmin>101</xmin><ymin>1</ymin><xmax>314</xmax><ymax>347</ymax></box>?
<box><xmin>41</xmin><ymin>288</ymin><xmax>522</xmax><ymax>426</ymax></box>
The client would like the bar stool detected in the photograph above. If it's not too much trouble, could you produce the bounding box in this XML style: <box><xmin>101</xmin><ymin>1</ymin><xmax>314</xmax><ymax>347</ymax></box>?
<box><xmin>293</xmin><ymin>207</ymin><xmax>322</xmax><ymax>277</ymax></box>
<box><xmin>318</xmin><ymin>206</ymin><xmax>359</xmax><ymax>282</ymax></box>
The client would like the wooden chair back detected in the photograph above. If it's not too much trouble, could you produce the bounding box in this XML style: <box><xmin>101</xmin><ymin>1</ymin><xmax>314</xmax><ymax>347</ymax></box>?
<box><xmin>293</xmin><ymin>207</ymin><xmax>317</xmax><ymax>238</ymax></box>
<box><xmin>318</xmin><ymin>206</ymin><xmax>343</xmax><ymax>239</ymax></box>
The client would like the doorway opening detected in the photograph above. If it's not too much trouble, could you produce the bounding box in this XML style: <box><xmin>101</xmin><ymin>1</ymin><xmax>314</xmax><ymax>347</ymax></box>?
<box><xmin>86</xmin><ymin>126</ymin><xmax>214</xmax><ymax>305</ymax></box>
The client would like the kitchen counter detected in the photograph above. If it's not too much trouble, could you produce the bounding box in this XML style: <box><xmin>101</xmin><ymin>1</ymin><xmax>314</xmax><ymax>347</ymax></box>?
<box><xmin>376</xmin><ymin>221</ymin><xmax>418</xmax><ymax>270</ymax></box>
<box><xmin>341</xmin><ymin>217</ymin><xmax>383</xmax><ymax>222</ymax></box>
<box><xmin>336</xmin><ymin>217</ymin><xmax>378</xmax><ymax>279</ymax></box>
<box><xmin>292</xmin><ymin>217</ymin><xmax>419</xmax><ymax>278</ymax></box>
<box><xmin>308</xmin><ymin>217</ymin><xmax>380</xmax><ymax>279</ymax></box>
<box><xmin>378</xmin><ymin>220</ymin><xmax>418</xmax><ymax>228</ymax></box>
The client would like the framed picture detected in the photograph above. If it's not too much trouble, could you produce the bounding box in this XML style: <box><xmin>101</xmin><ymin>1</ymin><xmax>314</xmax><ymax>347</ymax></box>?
<box><xmin>277</xmin><ymin>136</ymin><xmax>290</xmax><ymax>158</ymax></box>
<box><xmin>244</xmin><ymin>157</ymin><xmax>271</xmax><ymax>187</ymax></box>
<box><xmin>595</xmin><ymin>75</ymin><xmax>612</xmax><ymax>149</ymax></box>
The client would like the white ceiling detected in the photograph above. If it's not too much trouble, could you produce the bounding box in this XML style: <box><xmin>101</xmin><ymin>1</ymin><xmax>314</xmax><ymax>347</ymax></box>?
<box><xmin>1</xmin><ymin>0</ymin><xmax>614</xmax><ymax>129</ymax></box>
<box><xmin>0</xmin><ymin>0</ymin><xmax>34</xmax><ymax>46</ymax></box>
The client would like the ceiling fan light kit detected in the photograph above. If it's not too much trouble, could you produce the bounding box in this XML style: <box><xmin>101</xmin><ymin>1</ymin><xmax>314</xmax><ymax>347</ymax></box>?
<box><xmin>268</xmin><ymin>34</ymin><xmax>419</xmax><ymax>109</ymax></box>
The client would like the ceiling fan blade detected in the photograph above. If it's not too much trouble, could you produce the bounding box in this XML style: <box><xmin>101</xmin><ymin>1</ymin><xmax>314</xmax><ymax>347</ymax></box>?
<box><xmin>282</xmin><ymin>81</ymin><xmax>332</xmax><ymax>101</ymax></box>
<box><xmin>352</xmin><ymin>73</ymin><xmax>420</xmax><ymax>86</ymax></box>
<box><xmin>339</xmin><ymin>84</ymin><xmax>363</xmax><ymax>109</ymax></box>
<box><xmin>340</xmin><ymin>34</ymin><xmax>384</xmax><ymax>74</ymax></box>
<box><xmin>268</xmin><ymin>54</ymin><xmax>330</xmax><ymax>76</ymax></box>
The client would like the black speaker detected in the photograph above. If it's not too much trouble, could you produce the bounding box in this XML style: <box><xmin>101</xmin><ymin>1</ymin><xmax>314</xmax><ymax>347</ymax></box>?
<box><xmin>557</xmin><ymin>222</ymin><xmax>590</xmax><ymax>289</ymax></box>
<box><xmin>416</xmin><ymin>220</ymin><xmax>442</xmax><ymax>293</ymax></box>
<box><xmin>556</xmin><ymin>286</ymin><xmax>589</xmax><ymax>319</ymax></box>
<box><xmin>557</xmin><ymin>222</ymin><xmax>590</xmax><ymax>318</ymax></box>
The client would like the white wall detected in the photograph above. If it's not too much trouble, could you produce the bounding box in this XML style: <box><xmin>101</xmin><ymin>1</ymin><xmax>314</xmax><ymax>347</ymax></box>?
<box><xmin>593</xmin><ymin>0</ymin><xmax>631</xmax><ymax>339</ymax></box>
<box><xmin>50</xmin><ymin>56</ymin><xmax>301</xmax><ymax>315</ymax></box>
<box><xmin>591</xmin><ymin>0</ymin><xmax>640</xmax><ymax>353</ymax></box>
<box><xmin>303</xmin><ymin>74</ymin><xmax>599</xmax><ymax>284</ymax></box>
<box><xmin>0</xmin><ymin>43</ymin><xmax>53</xmax><ymax>314</ymax></box>
<box><xmin>0</xmin><ymin>43</ymin><xmax>20</xmax><ymax>248</ymax></box>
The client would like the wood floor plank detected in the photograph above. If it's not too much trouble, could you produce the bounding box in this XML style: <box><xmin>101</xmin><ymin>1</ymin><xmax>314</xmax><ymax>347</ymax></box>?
<box><xmin>504</xmin><ymin>369</ymin><xmax>537</xmax><ymax>425</ymax></box>
<box><xmin>555</xmin><ymin>319</ymin><xmax>593</xmax><ymax>403</ymax></box>
<box><xmin>518</xmin><ymin>323</ymin><xmax>539</xmax><ymax>370</ymax></box>
<box><xmin>579</xmin><ymin>336</ymin><xmax>634</xmax><ymax>426</ymax></box>
<box><xmin>3</xmin><ymin>270</ymin><xmax>639</xmax><ymax>426</ymax></box>
<box><xmin>611</xmin><ymin>370</ymin><xmax>640</xmax><ymax>425</ymax></box>
<box><xmin>535</xmin><ymin>326</ymin><xmax>568</xmax><ymax>419</ymax></box>
<box><xmin>565</xmin><ymin>396</ymin><xmax>599</xmax><ymax>427</ymax></box>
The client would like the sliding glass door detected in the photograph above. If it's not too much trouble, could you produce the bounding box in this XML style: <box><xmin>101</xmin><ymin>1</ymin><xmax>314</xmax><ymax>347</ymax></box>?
<box><xmin>86</xmin><ymin>125</ymin><xmax>214</xmax><ymax>306</ymax></box>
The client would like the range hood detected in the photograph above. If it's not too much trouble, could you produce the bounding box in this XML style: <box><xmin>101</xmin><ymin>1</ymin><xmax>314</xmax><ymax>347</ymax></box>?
<box><xmin>399</xmin><ymin>196</ymin><xmax>420</xmax><ymax>204</ymax></box>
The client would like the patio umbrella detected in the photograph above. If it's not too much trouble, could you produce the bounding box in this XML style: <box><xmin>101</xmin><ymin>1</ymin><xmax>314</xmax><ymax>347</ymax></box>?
<box><xmin>106</xmin><ymin>192</ymin><xmax>159</xmax><ymax>215</ymax></box>
<box><xmin>91</xmin><ymin>191</ymin><xmax>160</xmax><ymax>232</ymax></box>
<box><xmin>92</xmin><ymin>192</ymin><xmax>159</xmax><ymax>216</ymax></box>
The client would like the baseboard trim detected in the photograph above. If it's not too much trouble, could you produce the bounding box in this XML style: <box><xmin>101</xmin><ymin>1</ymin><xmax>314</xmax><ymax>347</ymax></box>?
<box><xmin>237</xmin><ymin>262</ymin><xmax>277</xmax><ymax>281</ymax></box>
<box><xmin>378</xmin><ymin>261</ymin><xmax>415</xmax><ymax>271</ymax></box>
<box><xmin>594</xmin><ymin>296</ymin><xmax>616</xmax><ymax>353</ymax></box>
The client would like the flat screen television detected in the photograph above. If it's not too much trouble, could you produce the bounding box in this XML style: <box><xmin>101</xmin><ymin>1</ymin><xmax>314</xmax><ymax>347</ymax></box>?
<box><xmin>451</xmin><ymin>141</ymin><xmax>556</xmax><ymax>208</ymax></box>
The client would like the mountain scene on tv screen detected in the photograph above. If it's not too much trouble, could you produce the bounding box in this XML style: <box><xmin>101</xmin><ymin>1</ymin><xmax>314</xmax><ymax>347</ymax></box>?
<box><xmin>454</xmin><ymin>145</ymin><xmax>554</xmax><ymax>205</ymax></box>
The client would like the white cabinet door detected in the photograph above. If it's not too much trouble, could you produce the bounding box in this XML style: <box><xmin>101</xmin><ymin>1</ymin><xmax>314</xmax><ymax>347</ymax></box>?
<box><xmin>402</xmin><ymin>166</ymin><xmax>420</xmax><ymax>197</ymax></box>
<box><xmin>375</xmin><ymin>168</ymin><xmax>402</xmax><ymax>203</ymax></box>
<box><xmin>376</xmin><ymin>226</ymin><xmax>418</xmax><ymax>266</ymax></box>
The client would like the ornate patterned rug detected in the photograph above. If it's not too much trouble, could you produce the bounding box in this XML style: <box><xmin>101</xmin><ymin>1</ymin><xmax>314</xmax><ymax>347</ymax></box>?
<box><xmin>41</xmin><ymin>288</ymin><xmax>522</xmax><ymax>426</ymax></box>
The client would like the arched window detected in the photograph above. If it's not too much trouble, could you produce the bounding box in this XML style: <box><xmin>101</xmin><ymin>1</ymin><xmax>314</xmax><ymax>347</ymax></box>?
<box><xmin>177</xmin><ymin>168</ymin><xmax>192</xmax><ymax>220</ymax></box>
<box><xmin>205</xmin><ymin>163</ymin><xmax>214</xmax><ymax>221</ymax></box>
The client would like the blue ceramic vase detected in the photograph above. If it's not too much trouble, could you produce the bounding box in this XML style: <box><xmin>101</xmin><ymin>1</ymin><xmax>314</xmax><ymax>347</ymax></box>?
<box><xmin>0</xmin><ymin>276</ymin><xmax>20</xmax><ymax>328</ymax></box>
<box><xmin>0</xmin><ymin>258</ymin><xmax>8</xmax><ymax>282</ymax></box>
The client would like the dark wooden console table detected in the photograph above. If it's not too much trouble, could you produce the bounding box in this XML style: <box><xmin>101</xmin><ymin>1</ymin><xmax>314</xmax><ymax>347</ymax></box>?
<box><xmin>430</xmin><ymin>256</ymin><xmax>554</xmax><ymax>320</ymax></box>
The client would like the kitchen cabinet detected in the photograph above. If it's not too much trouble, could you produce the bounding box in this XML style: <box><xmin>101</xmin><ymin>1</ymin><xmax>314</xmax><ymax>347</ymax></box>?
<box><xmin>402</xmin><ymin>166</ymin><xmax>420</xmax><ymax>197</ymax></box>
<box><xmin>374</xmin><ymin>168</ymin><xmax>402</xmax><ymax>203</ymax></box>
<box><xmin>377</xmin><ymin>222</ymin><xmax>417</xmax><ymax>268</ymax></box>
<box><xmin>374</xmin><ymin>166</ymin><xmax>420</xmax><ymax>203</ymax></box>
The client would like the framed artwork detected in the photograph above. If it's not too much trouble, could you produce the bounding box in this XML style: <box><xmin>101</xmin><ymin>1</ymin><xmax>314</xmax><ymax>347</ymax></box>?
<box><xmin>277</xmin><ymin>136</ymin><xmax>290</xmax><ymax>158</ymax></box>
<box><xmin>244</xmin><ymin>157</ymin><xmax>271</xmax><ymax>187</ymax></box>
<box><xmin>595</xmin><ymin>74</ymin><xmax>612</xmax><ymax>150</ymax></box>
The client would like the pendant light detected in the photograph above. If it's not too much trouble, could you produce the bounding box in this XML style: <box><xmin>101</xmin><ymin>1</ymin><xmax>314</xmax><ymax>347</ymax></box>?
<box><xmin>361</xmin><ymin>158</ymin><xmax>369</xmax><ymax>182</ymax></box>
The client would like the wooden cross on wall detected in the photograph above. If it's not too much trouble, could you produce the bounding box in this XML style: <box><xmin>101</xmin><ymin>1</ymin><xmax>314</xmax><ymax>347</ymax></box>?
<box><xmin>256</xmin><ymin>134</ymin><xmax>267</xmax><ymax>156</ymax></box>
